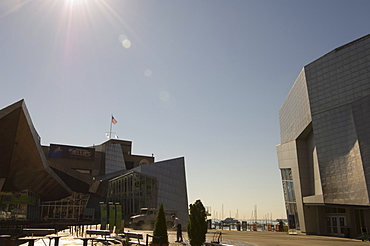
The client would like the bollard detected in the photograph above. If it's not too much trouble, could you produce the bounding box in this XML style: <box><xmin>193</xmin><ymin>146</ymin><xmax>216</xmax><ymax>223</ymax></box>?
<box><xmin>252</xmin><ymin>224</ymin><xmax>257</xmax><ymax>231</ymax></box>
<box><xmin>267</xmin><ymin>224</ymin><xmax>271</xmax><ymax>231</ymax></box>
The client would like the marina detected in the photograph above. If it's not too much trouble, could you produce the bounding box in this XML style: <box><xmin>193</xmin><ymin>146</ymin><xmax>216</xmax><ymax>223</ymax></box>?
<box><xmin>210</xmin><ymin>219</ymin><xmax>288</xmax><ymax>232</ymax></box>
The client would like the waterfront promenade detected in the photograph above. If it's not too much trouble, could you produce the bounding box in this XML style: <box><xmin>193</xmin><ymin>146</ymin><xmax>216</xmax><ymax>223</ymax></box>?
<box><xmin>207</xmin><ymin>229</ymin><xmax>364</xmax><ymax>246</ymax></box>
<box><xmin>27</xmin><ymin>227</ymin><xmax>365</xmax><ymax>246</ymax></box>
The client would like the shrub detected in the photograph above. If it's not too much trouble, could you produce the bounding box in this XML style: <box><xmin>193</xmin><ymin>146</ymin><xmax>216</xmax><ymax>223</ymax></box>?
<box><xmin>187</xmin><ymin>199</ymin><xmax>208</xmax><ymax>246</ymax></box>
<box><xmin>152</xmin><ymin>204</ymin><xmax>169</xmax><ymax>244</ymax></box>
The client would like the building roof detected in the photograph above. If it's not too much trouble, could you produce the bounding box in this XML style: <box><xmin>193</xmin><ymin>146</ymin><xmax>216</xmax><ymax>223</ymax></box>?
<box><xmin>0</xmin><ymin>100</ymin><xmax>72</xmax><ymax>201</ymax></box>
<box><xmin>306</xmin><ymin>33</ymin><xmax>370</xmax><ymax>67</ymax></box>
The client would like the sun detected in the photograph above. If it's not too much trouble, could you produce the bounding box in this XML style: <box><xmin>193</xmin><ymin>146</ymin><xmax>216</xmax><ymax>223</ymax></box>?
<box><xmin>65</xmin><ymin>0</ymin><xmax>88</xmax><ymax>6</ymax></box>
<box><xmin>66</xmin><ymin>0</ymin><xmax>85</xmax><ymax>3</ymax></box>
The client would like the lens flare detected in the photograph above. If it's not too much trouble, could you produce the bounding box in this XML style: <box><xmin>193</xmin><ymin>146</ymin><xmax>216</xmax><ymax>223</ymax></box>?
<box><xmin>144</xmin><ymin>69</ymin><xmax>152</xmax><ymax>77</ymax></box>
<box><xmin>122</xmin><ymin>39</ymin><xmax>131</xmax><ymax>49</ymax></box>
<box><xmin>159</xmin><ymin>90</ymin><xmax>170</xmax><ymax>101</ymax></box>
<box><xmin>118</xmin><ymin>34</ymin><xmax>131</xmax><ymax>49</ymax></box>
<box><xmin>65</xmin><ymin>0</ymin><xmax>85</xmax><ymax>5</ymax></box>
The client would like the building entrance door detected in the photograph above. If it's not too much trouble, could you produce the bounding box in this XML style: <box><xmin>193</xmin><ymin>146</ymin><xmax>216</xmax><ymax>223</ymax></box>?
<box><xmin>326</xmin><ymin>215</ymin><xmax>346</xmax><ymax>236</ymax></box>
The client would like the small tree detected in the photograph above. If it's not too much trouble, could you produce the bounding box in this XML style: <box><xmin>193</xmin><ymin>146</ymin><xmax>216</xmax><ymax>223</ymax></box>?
<box><xmin>152</xmin><ymin>204</ymin><xmax>168</xmax><ymax>244</ymax></box>
<box><xmin>187</xmin><ymin>199</ymin><xmax>208</xmax><ymax>246</ymax></box>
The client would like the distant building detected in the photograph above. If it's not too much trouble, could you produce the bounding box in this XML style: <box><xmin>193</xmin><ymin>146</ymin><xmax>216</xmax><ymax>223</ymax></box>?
<box><xmin>277</xmin><ymin>34</ymin><xmax>370</xmax><ymax>237</ymax></box>
<box><xmin>0</xmin><ymin>100</ymin><xmax>188</xmax><ymax>226</ymax></box>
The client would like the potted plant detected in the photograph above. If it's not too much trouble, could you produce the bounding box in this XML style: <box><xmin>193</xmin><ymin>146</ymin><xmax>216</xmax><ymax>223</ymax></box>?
<box><xmin>187</xmin><ymin>199</ymin><xmax>207</xmax><ymax>246</ymax></box>
<box><xmin>151</xmin><ymin>204</ymin><xmax>169</xmax><ymax>246</ymax></box>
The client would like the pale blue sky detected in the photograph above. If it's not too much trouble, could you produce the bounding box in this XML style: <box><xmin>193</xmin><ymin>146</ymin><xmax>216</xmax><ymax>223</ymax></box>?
<box><xmin>1</xmin><ymin>0</ymin><xmax>370</xmax><ymax>220</ymax></box>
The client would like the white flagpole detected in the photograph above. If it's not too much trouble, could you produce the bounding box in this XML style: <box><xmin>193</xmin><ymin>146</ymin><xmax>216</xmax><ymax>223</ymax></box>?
<box><xmin>109</xmin><ymin>114</ymin><xmax>113</xmax><ymax>139</ymax></box>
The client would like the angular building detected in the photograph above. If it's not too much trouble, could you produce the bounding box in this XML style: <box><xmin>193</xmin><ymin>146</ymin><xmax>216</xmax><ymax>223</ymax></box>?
<box><xmin>0</xmin><ymin>100</ymin><xmax>188</xmax><ymax>227</ymax></box>
<box><xmin>277</xmin><ymin>34</ymin><xmax>370</xmax><ymax>237</ymax></box>
<box><xmin>107</xmin><ymin>157</ymin><xmax>189</xmax><ymax>227</ymax></box>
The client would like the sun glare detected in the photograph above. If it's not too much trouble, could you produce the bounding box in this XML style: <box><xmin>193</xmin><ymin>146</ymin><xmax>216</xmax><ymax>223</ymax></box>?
<box><xmin>66</xmin><ymin>0</ymin><xmax>85</xmax><ymax>4</ymax></box>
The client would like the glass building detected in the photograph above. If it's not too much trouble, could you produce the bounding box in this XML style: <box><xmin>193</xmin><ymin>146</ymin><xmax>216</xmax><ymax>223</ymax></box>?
<box><xmin>131</xmin><ymin>157</ymin><xmax>189</xmax><ymax>226</ymax></box>
<box><xmin>0</xmin><ymin>100</ymin><xmax>188</xmax><ymax>227</ymax></box>
<box><xmin>107</xmin><ymin>171</ymin><xmax>158</xmax><ymax>216</ymax></box>
<box><xmin>107</xmin><ymin>157</ymin><xmax>189</xmax><ymax>226</ymax></box>
<box><xmin>40</xmin><ymin>192</ymin><xmax>90</xmax><ymax>220</ymax></box>
<box><xmin>277</xmin><ymin>34</ymin><xmax>370</xmax><ymax>237</ymax></box>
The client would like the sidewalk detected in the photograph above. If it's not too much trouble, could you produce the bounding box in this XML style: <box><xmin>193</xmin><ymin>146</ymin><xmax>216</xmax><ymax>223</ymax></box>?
<box><xmin>133</xmin><ymin>229</ymin><xmax>365</xmax><ymax>246</ymax></box>
<box><xmin>29</xmin><ymin>228</ymin><xmax>365</xmax><ymax>246</ymax></box>
<box><xmin>204</xmin><ymin>229</ymin><xmax>364</xmax><ymax>246</ymax></box>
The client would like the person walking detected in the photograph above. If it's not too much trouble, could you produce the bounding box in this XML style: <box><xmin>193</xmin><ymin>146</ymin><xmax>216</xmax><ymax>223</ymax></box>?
<box><xmin>171</xmin><ymin>215</ymin><xmax>183</xmax><ymax>242</ymax></box>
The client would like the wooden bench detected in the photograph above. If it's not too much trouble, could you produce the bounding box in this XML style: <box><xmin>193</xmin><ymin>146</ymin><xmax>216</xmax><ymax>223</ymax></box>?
<box><xmin>205</xmin><ymin>232</ymin><xmax>233</xmax><ymax>246</ymax></box>
<box><xmin>125</xmin><ymin>231</ymin><xmax>146</xmax><ymax>246</ymax></box>
<box><xmin>85</xmin><ymin>229</ymin><xmax>111</xmax><ymax>239</ymax></box>
<box><xmin>76</xmin><ymin>237</ymin><xmax>97</xmax><ymax>246</ymax></box>
<box><xmin>45</xmin><ymin>234</ymin><xmax>66</xmax><ymax>246</ymax></box>
<box><xmin>20</xmin><ymin>229</ymin><xmax>57</xmax><ymax>246</ymax></box>
<box><xmin>78</xmin><ymin>230</ymin><xmax>121</xmax><ymax>246</ymax></box>
<box><xmin>22</xmin><ymin>228</ymin><xmax>56</xmax><ymax>236</ymax></box>
<box><xmin>211</xmin><ymin>232</ymin><xmax>222</xmax><ymax>244</ymax></box>
<box><xmin>123</xmin><ymin>232</ymin><xmax>162</xmax><ymax>246</ymax></box>
<box><xmin>77</xmin><ymin>237</ymin><xmax>121</xmax><ymax>246</ymax></box>
<box><xmin>145</xmin><ymin>234</ymin><xmax>163</xmax><ymax>246</ymax></box>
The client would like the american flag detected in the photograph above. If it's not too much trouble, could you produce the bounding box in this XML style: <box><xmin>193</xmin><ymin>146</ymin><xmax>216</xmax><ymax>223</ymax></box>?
<box><xmin>112</xmin><ymin>116</ymin><xmax>118</xmax><ymax>124</ymax></box>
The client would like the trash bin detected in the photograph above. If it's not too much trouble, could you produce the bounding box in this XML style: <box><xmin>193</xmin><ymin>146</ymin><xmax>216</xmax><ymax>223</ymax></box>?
<box><xmin>237</xmin><ymin>223</ymin><xmax>241</xmax><ymax>231</ymax></box>
<box><xmin>242</xmin><ymin>221</ymin><xmax>247</xmax><ymax>231</ymax></box>
<box><xmin>283</xmin><ymin>225</ymin><xmax>288</xmax><ymax>232</ymax></box>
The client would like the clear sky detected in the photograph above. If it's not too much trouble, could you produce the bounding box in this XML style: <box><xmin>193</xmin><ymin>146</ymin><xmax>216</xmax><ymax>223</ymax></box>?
<box><xmin>1</xmin><ymin>0</ymin><xmax>370</xmax><ymax>221</ymax></box>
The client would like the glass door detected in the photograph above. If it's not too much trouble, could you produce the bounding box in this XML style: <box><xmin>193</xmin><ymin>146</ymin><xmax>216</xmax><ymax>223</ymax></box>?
<box><xmin>326</xmin><ymin>216</ymin><xmax>346</xmax><ymax>236</ymax></box>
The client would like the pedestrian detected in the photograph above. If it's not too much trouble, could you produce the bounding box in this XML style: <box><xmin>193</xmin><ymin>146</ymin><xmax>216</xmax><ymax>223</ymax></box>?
<box><xmin>171</xmin><ymin>215</ymin><xmax>183</xmax><ymax>242</ymax></box>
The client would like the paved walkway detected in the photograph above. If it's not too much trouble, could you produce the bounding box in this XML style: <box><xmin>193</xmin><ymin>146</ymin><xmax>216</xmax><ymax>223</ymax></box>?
<box><xmin>204</xmin><ymin>229</ymin><xmax>365</xmax><ymax>246</ymax></box>
<box><xmin>26</xmin><ymin>228</ymin><xmax>366</xmax><ymax>246</ymax></box>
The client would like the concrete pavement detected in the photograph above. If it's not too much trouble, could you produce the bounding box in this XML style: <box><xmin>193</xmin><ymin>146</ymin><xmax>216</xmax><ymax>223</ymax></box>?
<box><xmin>28</xmin><ymin>228</ymin><xmax>366</xmax><ymax>246</ymax></box>
<box><xmin>203</xmin><ymin>229</ymin><xmax>365</xmax><ymax>246</ymax></box>
<box><xmin>127</xmin><ymin>228</ymin><xmax>366</xmax><ymax>246</ymax></box>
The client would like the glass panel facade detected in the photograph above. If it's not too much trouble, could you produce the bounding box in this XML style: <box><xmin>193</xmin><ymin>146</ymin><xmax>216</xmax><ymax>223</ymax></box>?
<box><xmin>105</xmin><ymin>143</ymin><xmax>126</xmax><ymax>174</ymax></box>
<box><xmin>281</xmin><ymin>169</ymin><xmax>293</xmax><ymax>181</ymax></box>
<box><xmin>332</xmin><ymin>217</ymin><xmax>338</xmax><ymax>233</ymax></box>
<box><xmin>278</xmin><ymin>33</ymin><xmax>370</xmax><ymax>236</ymax></box>
<box><xmin>340</xmin><ymin>217</ymin><xmax>345</xmax><ymax>233</ymax></box>
<box><xmin>107</xmin><ymin>172</ymin><xmax>157</xmax><ymax>216</ymax></box>
<box><xmin>326</xmin><ymin>217</ymin><xmax>331</xmax><ymax>233</ymax></box>
<box><xmin>40</xmin><ymin>192</ymin><xmax>90</xmax><ymax>220</ymax></box>
<box><xmin>0</xmin><ymin>190</ymin><xmax>39</xmax><ymax>220</ymax></box>
<box><xmin>281</xmin><ymin>168</ymin><xmax>299</xmax><ymax>229</ymax></box>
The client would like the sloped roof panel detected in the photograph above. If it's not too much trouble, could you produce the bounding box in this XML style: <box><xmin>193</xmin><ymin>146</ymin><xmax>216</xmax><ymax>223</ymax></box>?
<box><xmin>0</xmin><ymin>100</ymin><xmax>72</xmax><ymax>201</ymax></box>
